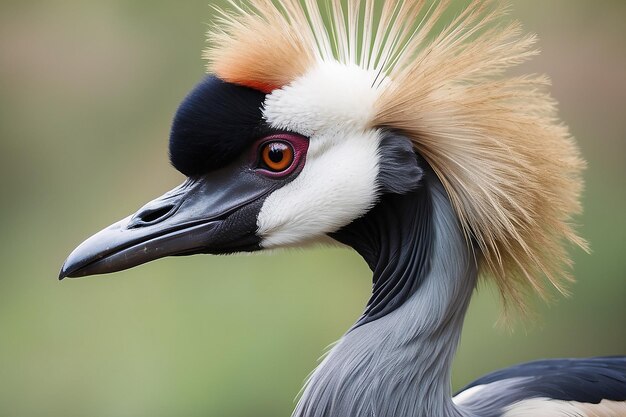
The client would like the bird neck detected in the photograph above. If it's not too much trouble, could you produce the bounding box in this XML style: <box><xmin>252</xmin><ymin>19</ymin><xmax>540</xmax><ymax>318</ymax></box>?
<box><xmin>294</xmin><ymin>172</ymin><xmax>477</xmax><ymax>417</ymax></box>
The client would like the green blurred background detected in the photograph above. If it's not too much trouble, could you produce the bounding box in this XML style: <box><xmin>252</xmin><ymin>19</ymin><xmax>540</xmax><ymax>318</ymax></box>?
<box><xmin>0</xmin><ymin>1</ymin><xmax>624</xmax><ymax>416</ymax></box>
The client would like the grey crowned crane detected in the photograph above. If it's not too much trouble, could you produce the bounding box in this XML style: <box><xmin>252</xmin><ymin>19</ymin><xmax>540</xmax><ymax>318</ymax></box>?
<box><xmin>59</xmin><ymin>0</ymin><xmax>626</xmax><ymax>415</ymax></box>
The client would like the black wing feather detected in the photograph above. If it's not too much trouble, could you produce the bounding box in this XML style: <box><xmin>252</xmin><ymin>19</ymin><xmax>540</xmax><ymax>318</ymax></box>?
<box><xmin>456</xmin><ymin>356</ymin><xmax>626</xmax><ymax>404</ymax></box>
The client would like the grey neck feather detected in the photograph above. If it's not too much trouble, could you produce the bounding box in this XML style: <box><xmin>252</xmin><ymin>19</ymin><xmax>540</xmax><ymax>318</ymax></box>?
<box><xmin>293</xmin><ymin>170</ymin><xmax>478</xmax><ymax>417</ymax></box>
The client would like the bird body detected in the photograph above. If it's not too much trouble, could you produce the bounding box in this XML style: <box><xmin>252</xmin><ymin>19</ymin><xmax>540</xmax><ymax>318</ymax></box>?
<box><xmin>60</xmin><ymin>0</ymin><xmax>626</xmax><ymax>415</ymax></box>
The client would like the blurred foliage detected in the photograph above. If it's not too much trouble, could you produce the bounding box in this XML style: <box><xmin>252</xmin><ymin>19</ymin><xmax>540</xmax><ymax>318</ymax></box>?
<box><xmin>0</xmin><ymin>1</ymin><xmax>624</xmax><ymax>416</ymax></box>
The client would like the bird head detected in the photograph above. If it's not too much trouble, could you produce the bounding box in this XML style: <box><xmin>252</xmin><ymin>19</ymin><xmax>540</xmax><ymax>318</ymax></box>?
<box><xmin>60</xmin><ymin>0</ymin><xmax>585</xmax><ymax>312</ymax></box>
<box><xmin>59</xmin><ymin>62</ymin><xmax>421</xmax><ymax>277</ymax></box>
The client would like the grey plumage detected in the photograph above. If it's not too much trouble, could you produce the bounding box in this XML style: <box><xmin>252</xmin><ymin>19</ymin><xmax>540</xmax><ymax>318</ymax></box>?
<box><xmin>295</xmin><ymin>161</ymin><xmax>477</xmax><ymax>417</ymax></box>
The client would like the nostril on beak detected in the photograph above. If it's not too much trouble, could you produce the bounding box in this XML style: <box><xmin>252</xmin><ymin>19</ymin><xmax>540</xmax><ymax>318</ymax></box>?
<box><xmin>129</xmin><ymin>204</ymin><xmax>176</xmax><ymax>228</ymax></box>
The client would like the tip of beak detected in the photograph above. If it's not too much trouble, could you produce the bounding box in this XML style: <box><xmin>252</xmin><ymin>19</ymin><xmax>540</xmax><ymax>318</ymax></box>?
<box><xmin>58</xmin><ymin>263</ymin><xmax>68</xmax><ymax>280</ymax></box>
<box><xmin>59</xmin><ymin>259</ymin><xmax>82</xmax><ymax>280</ymax></box>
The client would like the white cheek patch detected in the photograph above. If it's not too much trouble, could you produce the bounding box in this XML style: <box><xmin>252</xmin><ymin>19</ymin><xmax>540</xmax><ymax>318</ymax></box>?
<box><xmin>257</xmin><ymin>61</ymin><xmax>386</xmax><ymax>248</ymax></box>
<box><xmin>256</xmin><ymin>130</ymin><xmax>381</xmax><ymax>248</ymax></box>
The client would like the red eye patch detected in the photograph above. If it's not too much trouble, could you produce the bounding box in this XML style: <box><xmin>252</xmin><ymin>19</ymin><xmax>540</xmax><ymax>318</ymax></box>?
<box><xmin>253</xmin><ymin>133</ymin><xmax>309</xmax><ymax>179</ymax></box>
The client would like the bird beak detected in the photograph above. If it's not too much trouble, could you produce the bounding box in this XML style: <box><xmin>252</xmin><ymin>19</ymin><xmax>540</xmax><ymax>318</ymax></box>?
<box><xmin>59</xmin><ymin>159</ymin><xmax>276</xmax><ymax>279</ymax></box>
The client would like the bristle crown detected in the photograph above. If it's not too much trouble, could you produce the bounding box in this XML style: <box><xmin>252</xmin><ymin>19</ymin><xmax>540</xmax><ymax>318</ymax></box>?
<box><xmin>203</xmin><ymin>0</ymin><xmax>586</xmax><ymax>313</ymax></box>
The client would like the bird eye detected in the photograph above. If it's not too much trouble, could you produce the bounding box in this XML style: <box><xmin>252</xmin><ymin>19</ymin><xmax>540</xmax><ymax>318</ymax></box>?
<box><xmin>253</xmin><ymin>133</ymin><xmax>308</xmax><ymax>178</ymax></box>
<box><xmin>260</xmin><ymin>141</ymin><xmax>294</xmax><ymax>172</ymax></box>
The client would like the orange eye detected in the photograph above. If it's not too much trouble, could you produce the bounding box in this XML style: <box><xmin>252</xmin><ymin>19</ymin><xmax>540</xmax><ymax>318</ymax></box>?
<box><xmin>261</xmin><ymin>142</ymin><xmax>294</xmax><ymax>172</ymax></box>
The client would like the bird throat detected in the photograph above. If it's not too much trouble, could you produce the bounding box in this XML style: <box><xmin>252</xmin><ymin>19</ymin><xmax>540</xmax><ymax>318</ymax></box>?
<box><xmin>295</xmin><ymin>171</ymin><xmax>478</xmax><ymax>417</ymax></box>
<box><xmin>333</xmin><ymin>171</ymin><xmax>435</xmax><ymax>329</ymax></box>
